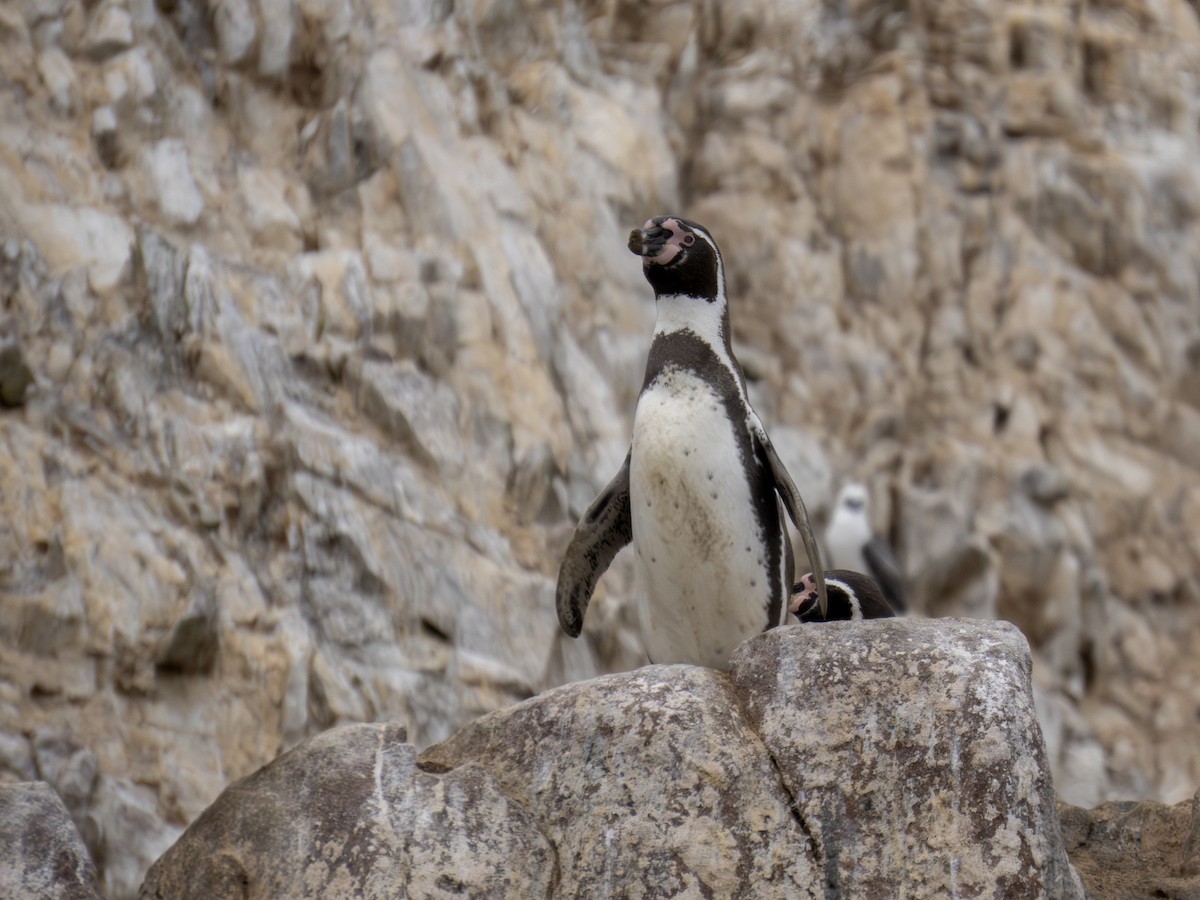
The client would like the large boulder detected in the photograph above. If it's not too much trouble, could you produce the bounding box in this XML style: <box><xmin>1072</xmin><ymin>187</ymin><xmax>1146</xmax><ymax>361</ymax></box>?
<box><xmin>0</xmin><ymin>781</ymin><xmax>102</xmax><ymax>900</ymax></box>
<box><xmin>424</xmin><ymin>665</ymin><xmax>821</xmax><ymax>897</ymax></box>
<box><xmin>139</xmin><ymin>619</ymin><xmax>1084</xmax><ymax>898</ymax></box>
<box><xmin>139</xmin><ymin>722</ymin><xmax>554</xmax><ymax>898</ymax></box>
<box><xmin>730</xmin><ymin>619</ymin><xmax>1082</xmax><ymax>897</ymax></box>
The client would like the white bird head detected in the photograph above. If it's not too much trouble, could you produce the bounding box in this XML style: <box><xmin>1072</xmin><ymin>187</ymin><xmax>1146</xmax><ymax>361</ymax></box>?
<box><xmin>835</xmin><ymin>483</ymin><xmax>869</xmax><ymax>515</ymax></box>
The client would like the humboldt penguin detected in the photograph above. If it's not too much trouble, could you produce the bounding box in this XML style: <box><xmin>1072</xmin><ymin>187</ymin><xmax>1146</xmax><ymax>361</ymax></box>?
<box><xmin>556</xmin><ymin>215</ymin><xmax>826</xmax><ymax>668</ymax></box>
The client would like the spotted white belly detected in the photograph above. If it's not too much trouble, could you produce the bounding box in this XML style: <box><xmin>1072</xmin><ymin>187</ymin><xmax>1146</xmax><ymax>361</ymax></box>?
<box><xmin>629</xmin><ymin>367</ymin><xmax>775</xmax><ymax>669</ymax></box>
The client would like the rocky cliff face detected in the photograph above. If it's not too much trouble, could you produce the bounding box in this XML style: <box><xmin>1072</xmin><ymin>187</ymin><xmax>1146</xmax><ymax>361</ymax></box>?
<box><xmin>1</xmin><ymin>0</ymin><xmax>1199</xmax><ymax>894</ymax></box>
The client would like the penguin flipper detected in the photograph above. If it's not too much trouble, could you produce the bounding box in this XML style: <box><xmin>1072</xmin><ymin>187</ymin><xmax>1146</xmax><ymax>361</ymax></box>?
<box><xmin>863</xmin><ymin>536</ymin><xmax>907</xmax><ymax>614</ymax></box>
<box><xmin>748</xmin><ymin>416</ymin><xmax>828</xmax><ymax>619</ymax></box>
<box><xmin>555</xmin><ymin>452</ymin><xmax>633</xmax><ymax>638</ymax></box>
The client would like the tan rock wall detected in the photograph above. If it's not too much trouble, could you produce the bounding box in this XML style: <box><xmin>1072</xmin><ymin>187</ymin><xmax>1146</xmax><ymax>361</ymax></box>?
<box><xmin>1</xmin><ymin>0</ymin><xmax>1199</xmax><ymax>893</ymax></box>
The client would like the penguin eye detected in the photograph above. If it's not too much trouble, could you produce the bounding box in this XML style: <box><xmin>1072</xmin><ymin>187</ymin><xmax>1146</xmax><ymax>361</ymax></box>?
<box><xmin>681</xmin><ymin>234</ymin><xmax>695</xmax><ymax>247</ymax></box>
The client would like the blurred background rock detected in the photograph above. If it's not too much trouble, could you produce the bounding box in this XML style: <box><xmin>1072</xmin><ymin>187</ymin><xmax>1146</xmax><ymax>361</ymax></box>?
<box><xmin>0</xmin><ymin>0</ymin><xmax>1198</xmax><ymax>894</ymax></box>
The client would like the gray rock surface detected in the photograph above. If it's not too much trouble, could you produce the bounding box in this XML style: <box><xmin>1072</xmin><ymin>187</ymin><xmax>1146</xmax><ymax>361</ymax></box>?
<box><xmin>142</xmin><ymin>620</ymin><xmax>1085</xmax><ymax>898</ymax></box>
<box><xmin>731</xmin><ymin>619</ymin><xmax>1082</xmax><ymax>897</ymax></box>
<box><xmin>0</xmin><ymin>781</ymin><xmax>102</xmax><ymax>900</ymax></box>
<box><xmin>139</xmin><ymin>723</ymin><xmax>555</xmax><ymax>899</ymax></box>
<box><xmin>425</xmin><ymin>665</ymin><xmax>821</xmax><ymax>898</ymax></box>
<box><xmin>27</xmin><ymin>730</ymin><xmax>183</xmax><ymax>899</ymax></box>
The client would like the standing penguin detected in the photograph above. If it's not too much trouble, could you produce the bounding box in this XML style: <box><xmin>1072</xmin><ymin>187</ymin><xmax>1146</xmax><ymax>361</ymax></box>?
<box><xmin>556</xmin><ymin>215</ymin><xmax>826</xmax><ymax>669</ymax></box>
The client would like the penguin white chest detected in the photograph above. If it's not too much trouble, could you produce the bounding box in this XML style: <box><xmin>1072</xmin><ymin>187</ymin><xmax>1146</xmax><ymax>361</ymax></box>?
<box><xmin>629</xmin><ymin>367</ymin><xmax>775</xmax><ymax>669</ymax></box>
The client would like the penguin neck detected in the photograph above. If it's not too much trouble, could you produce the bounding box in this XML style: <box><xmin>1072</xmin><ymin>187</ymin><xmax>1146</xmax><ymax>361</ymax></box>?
<box><xmin>651</xmin><ymin>292</ymin><xmax>746</xmax><ymax>396</ymax></box>
<box><xmin>652</xmin><ymin>293</ymin><xmax>732</xmax><ymax>355</ymax></box>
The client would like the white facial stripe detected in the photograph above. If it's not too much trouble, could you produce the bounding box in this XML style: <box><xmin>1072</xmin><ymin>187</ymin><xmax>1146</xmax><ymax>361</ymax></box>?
<box><xmin>825</xmin><ymin>577</ymin><xmax>853</xmax><ymax>595</ymax></box>
<box><xmin>689</xmin><ymin>226</ymin><xmax>724</xmax><ymax>300</ymax></box>
<box><xmin>825</xmin><ymin>577</ymin><xmax>863</xmax><ymax>620</ymax></box>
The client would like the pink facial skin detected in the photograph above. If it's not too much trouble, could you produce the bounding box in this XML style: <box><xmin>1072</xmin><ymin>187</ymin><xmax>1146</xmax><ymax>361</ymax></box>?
<box><xmin>789</xmin><ymin>572</ymin><xmax>818</xmax><ymax>614</ymax></box>
<box><xmin>629</xmin><ymin>217</ymin><xmax>697</xmax><ymax>267</ymax></box>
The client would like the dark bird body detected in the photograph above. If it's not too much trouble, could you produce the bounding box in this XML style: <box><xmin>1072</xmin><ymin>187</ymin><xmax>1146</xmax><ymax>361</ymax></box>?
<box><xmin>790</xmin><ymin>569</ymin><xmax>899</xmax><ymax>622</ymax></box>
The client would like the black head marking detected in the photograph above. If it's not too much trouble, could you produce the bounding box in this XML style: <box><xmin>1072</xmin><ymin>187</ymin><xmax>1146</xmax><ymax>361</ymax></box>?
<box><xmin>629</xmin><ymin>216</ymin><xmax>723</xmax><ymax>301</ymax></box>
<box><xmin>790</xmin><ymin>569</ymin><xmax>898</xmax><ymax>622</ymax></box>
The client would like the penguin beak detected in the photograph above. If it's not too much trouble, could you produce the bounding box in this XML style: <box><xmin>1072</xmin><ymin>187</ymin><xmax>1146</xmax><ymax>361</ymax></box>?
<box><xmin>628</xmin><ymin>225</ymin><xmax>670</xmax><ymax>259</ymax></box>
<box><xmin>628</xmin><ymin>218</ymin><xmax>683</xmax><ymax>266</ymax></box>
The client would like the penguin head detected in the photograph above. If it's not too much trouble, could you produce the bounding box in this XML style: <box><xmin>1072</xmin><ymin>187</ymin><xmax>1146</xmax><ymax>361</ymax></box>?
<box><xmin>790</xmin><ymin>572</ymin><xmax>827</xmax><ymax>622</ymax></box>
<box><xmin>836</xmin><ymin>483</ymin><xmax>869</xmax><ymax>513</ymax></box>
<box><xmin>628</xmin><ymin>216</ymin><xmax>723</xmax><ymax>301</ymax></box>
<box><xmin>790</xmin><ymin>569</ymin><xmax>897</xmax><ymax>622</ymax></box>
